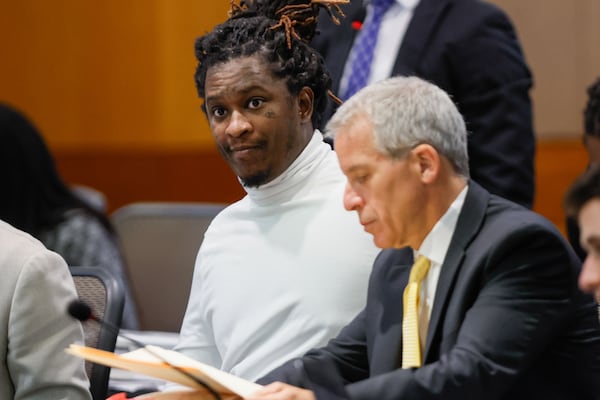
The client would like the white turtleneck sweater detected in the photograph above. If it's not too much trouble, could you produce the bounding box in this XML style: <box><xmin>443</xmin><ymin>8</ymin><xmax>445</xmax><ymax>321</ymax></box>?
<box><xmin>172</xmin><ymin>131</ymin><xmax>379</xmax><ymax>381</ymax></box>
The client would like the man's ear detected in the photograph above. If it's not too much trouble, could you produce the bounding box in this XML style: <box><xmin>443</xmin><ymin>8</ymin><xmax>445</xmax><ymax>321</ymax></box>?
<box><xmin>298</xmin><ymin>87</ymin><xmax>314</xmax><ymax>122</ymax></box>
<box><xmin>412</xmin><ymin>143</ymin><xmax>440</xmax><ymax>184</ymax></box>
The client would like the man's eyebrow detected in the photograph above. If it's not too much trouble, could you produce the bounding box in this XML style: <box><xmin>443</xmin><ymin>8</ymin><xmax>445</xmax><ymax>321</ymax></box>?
<box><xmin>583</xmin><ymin>235</ymin><xmax>600</xmax><ymax>249</ymax></box>
<box><xmin>345</xmin><ymin>164</ymin><xmax>368</xmax><ymax>175</ymax></box>
<box><xmin>205</xmin><ymin>85</ymin><xmax>266</xmax><ymax>104</ymax></box>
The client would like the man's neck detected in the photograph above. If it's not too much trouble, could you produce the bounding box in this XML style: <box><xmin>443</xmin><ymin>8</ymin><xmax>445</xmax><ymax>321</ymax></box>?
<box><xmin>410</xmin><ymin>174</ymin><xmax>467</xmax><ymax>250</ymax></box>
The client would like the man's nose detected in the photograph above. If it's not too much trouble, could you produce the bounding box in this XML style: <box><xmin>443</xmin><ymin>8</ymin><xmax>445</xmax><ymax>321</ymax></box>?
<box><xmin>343</xmin><ymin>183</ymin><xmax>363</xmax><ymax>211</ymax></box>
<box><xmin>226</xmin><ymin>110</ymin><xmax>251</xmax><ymax>137</ymax></box>
<box><xmin>579</xmin><ymin>256</ymin><xmax>600</xmax><ymax>294</ymax></box>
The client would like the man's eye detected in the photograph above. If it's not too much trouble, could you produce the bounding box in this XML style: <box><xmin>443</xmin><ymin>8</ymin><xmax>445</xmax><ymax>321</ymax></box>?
<box><xmin>211</xmin><ymin>107</ymin><xmax>227</xmax><ymax>118</ymax></box>
<box><xmin>354</xmin><ymin>175</ymin><xmax>368</xmax><ymax>184</ymax></box>
<box><xmin>248</xmin><ymin>98</ymin><xmax>264</xmax><ymax>109</ymax></box>
<box><xmin>590</xmin><ymin>245</ymin><xmax>600</xmax><ymax>258</ymax></box>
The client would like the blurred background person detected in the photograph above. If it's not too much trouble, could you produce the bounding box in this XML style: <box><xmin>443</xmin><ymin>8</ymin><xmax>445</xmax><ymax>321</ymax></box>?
<box><xmin>312</xmin><ymin>0</ymin><xmax>536</xmax><ymax>208</ymax></box>
<box><xmin>582</xmin><ymin>77</ymin><xmax>600</xmax><ymax>166</ymax></box>
<box><xmin>566</xmin><ymin>77</ymin><xmax>600</xmax><ymax>260</ymax></box>
<box><xmin>565</xmin><ymin>166</ymin><xmax>600</xmax><ymax>300</ymax></box>
<box><xmin>0</xmin><ymin>218</ymin><xmax>92</xmax><ymax>399</ymax></box>
<box><xmin>0</xmin><ymin>103</ymin><xmax>139</xmax><ymax>329</ymax></box>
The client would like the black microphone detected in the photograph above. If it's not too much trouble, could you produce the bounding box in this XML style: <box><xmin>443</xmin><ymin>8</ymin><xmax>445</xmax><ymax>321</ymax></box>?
<box><xmin>67</xmin><ymin>300</ymin><xmax>222</xmax><ymax>400</ymax></box>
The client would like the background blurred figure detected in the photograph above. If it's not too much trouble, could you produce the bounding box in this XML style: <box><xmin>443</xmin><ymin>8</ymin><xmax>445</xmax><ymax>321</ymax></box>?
<box><xmin>0</xmin><ymin>218</ymin><xmax>92</xmax><ymax>399</ymax></box>
<box><xmin>0</xmin><ymin>103</ymin><xmax>139</xmax><ymax>329</ymax></box>
<box><xmin>567</xmin><ymin>77</ymin><xmax>600</xmax><ymax>260</ymax></box>
<box><xmin>312</xmin><ymin>0</ymin><xmax>536</xmax><ymax>208</ymax></box>
<box><xmin>565</xmin><ymin>166</ymin><xmax>600</xmax><ymax>300</ymax></box>
<box><xmin>582</xmin><ymin>77</ymin><xmax>600</xmax><ymax>165</ymax></box>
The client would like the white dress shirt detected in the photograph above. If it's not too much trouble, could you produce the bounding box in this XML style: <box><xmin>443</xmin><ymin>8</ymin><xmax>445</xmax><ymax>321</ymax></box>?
<box><xmin>415</xmin><ymin>185</ymin><xmax>468</xmax><ymax>351</ymax></box>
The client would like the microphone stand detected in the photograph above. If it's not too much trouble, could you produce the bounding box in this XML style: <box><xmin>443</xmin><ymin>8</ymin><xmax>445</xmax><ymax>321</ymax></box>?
<box><xmin>68</xmin><ymin>300</ymin><xmax>222</xmax><ymax>400</ymax></box>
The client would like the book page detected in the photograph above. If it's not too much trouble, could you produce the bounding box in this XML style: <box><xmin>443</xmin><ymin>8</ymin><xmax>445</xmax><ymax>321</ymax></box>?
<box><xmin>66</xmin><ymin>344</ymin><xmax>262</xmax><ymax>397</ymax></box>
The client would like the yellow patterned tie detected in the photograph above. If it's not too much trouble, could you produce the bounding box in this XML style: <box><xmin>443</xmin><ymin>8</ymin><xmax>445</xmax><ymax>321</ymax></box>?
<box><xmin>401</xmin><ymin>255</ymin><xmax>431</xmax><ymax>368</ymax></box>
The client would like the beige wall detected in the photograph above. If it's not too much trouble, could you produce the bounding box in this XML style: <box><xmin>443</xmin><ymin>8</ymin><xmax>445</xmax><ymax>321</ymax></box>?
<box><xmin>490</xmin><ymin>0</ymin><xmax>600</xmax><ymax>139</ymax></box>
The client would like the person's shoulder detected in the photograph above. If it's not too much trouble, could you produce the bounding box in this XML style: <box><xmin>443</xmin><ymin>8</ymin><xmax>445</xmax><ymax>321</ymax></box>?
<box><xmin>488</xmin><ymin>194</ymin><xmax>553</xmax><ymax>228</ymax></box>
<box><xmin>462</xmin><ymin>183</ymin><xmax>563</xmax><ymax>247</ymax></box>
<box><xmin>50</xmin><ymin>208</ymin><xmax>111</xmax><ymax>241</ymax></box>
<box><xmin>0</xmin><ymin>219</ymin><xmax>68</xmax><ymax>279</ymax></box>
<box><xmin>480</xmin><ymin>194</ymin><xmax>569</xmax><ymax>253</ymax></box>
<box><xmin>437</xmin><ymin>0</ymin><xmax>515</xmax><ymax>37</ymax></box>
<box><xmin>212</xmin><ymin>196</ymin><xmax>246</xmax><ymax>216</ymax></box>
<box><xmin>61</xmin><ymin>207</ymin><xmax>103</xmax><ymax>227</ymax></box>
<box><xmin>0</xmin><ymin>219</ymin><xmax>47</xmax><ymax>254</ymax></box>
<box><xmin>203</xmin><ymin>196</ymin><xmax>249</xmax><ymax>234</ymax></box>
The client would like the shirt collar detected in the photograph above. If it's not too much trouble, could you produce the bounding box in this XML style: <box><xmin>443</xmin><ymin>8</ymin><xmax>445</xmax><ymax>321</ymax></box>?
<box><xmin>415</xmin><ymin>185</ymin><xmax>468</xmax><ymax>266</ymax></box>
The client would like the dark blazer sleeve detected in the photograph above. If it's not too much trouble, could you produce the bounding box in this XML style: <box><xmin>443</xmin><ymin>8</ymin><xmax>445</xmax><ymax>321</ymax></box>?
<box><xmin>256</xmin><ymin>310</ymin><xmax>370</xmax><ymax>399</ymax></box>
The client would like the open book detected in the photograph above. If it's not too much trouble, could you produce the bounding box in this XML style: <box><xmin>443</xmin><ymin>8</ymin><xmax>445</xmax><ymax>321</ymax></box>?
<box><xmin>66</xmin><ymin>344</ymin><xmax>262</xmax><ymax>398</ymax></box>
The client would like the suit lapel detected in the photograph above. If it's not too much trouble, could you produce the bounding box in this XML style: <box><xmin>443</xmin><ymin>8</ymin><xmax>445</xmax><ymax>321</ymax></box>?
<box><xmin>423</xmin><ymin>181</ymin><xmax>489</xmax><ymax>361</ymax></box>
<box><xmin>374</xmin><ymin>248</ymin><xmax>414</xmax><ymax>372</ymax></box>
<box><xmin>392</xmin><ymin>0</ymin><xmax>452</xmax><ymax>76</ymax></box>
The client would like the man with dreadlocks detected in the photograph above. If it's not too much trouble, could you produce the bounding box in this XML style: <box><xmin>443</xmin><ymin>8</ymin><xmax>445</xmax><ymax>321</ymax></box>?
<box><xmin>164</xmin><ymin>0</ymin><xmax>378</xmax><ymax>387</ymax></box>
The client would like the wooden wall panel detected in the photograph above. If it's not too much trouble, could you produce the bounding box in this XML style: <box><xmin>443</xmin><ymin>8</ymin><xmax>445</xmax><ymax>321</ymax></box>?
<box><xmin>54</xmin><ymin>147</ymin><xmax>246</xmax><ymax>213</ymax></box>
<box><xmin>53</xmin><ymin>140</ymin><xmax>587</xmax><ymax>237</ymax></box>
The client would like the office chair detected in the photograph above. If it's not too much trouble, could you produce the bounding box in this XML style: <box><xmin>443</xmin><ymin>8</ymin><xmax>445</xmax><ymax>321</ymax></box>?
<box><xmin>70</xmin><ymin>266</ymin><xmax>124</xmax><ymax>400</ymax></box>
<box><xmin>111</xmin><ymin>202</ymin><xmax>226</xmax><ymax>332</ymax></box>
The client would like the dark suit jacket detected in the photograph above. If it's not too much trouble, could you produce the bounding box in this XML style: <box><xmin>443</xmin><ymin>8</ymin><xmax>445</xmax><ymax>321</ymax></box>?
<box><xmin>312</xmin><ymin>0</ymin><xmax>536</xmax><ymax>208</ymax></box>
<box><xmin>259</xmin><ymin>182</ymin><xmax>600</xmax><ymax>399</ymax></box>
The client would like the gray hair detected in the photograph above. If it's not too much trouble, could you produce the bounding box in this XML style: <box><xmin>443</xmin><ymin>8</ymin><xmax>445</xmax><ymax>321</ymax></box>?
<box><xmin>326</xmin><ymin>76</ymin><xmax>470</xmax><ymax>177</ymax></box>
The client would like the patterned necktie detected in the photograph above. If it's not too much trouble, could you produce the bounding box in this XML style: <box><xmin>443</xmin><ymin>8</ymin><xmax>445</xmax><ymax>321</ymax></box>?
<box><xmin>401</xmin><ymin>255</ymin><xmax>431</xmax><ymax>368</ymax></box>
<box><xmin>343</xmin><ymin>0</ymin><xmax>395</xmax><ymax>100</ymax></box>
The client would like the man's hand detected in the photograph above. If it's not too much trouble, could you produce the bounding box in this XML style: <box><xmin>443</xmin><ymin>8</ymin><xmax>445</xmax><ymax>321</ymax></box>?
<box><xmin>246</xmin><ymin>382</ymin><xmax>316</xmax><ymax>400</ymax></box>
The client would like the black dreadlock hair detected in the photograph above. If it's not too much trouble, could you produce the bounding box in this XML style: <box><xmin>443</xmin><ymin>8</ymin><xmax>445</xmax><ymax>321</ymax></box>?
<box><xmin>584</xmin><ymin>77</ymin><xmax>600</xmax><ymax>137</ymax></box>
<box><xmin>194</xmin><ymin>0</ymin><xmax>347</xmax><ymax>127</ymax></box>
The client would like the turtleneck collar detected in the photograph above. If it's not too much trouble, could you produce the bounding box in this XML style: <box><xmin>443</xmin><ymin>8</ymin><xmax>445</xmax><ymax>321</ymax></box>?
<box><xmin>242</xmin><ymin>130</ymin><xmax>332</xmax><ymax>206</ymax></box>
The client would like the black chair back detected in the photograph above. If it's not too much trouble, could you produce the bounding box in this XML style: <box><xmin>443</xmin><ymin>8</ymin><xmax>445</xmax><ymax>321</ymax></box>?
<box><xmin>70</xmin><ymin>266</ymin><xmax>124</xmax><ymax>400</ymax></box>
